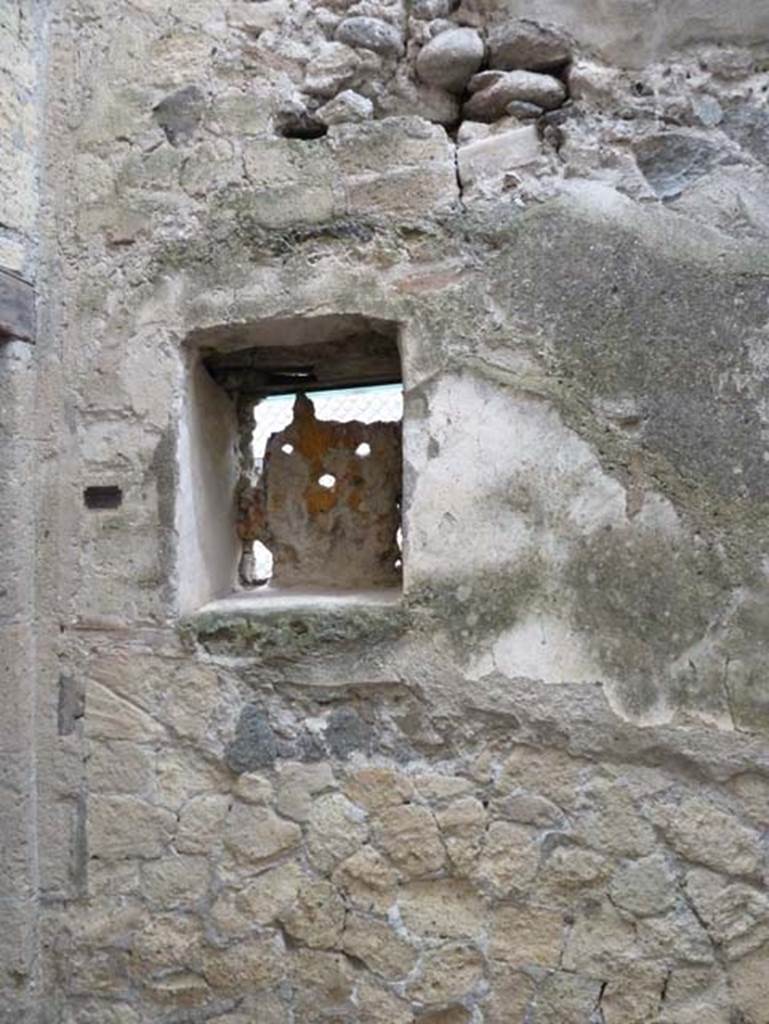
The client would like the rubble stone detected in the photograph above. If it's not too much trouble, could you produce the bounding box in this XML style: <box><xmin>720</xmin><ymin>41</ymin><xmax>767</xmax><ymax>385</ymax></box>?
<box><xmin>316</xmin><ymin>90</ymin><xmax>374</xmax><ymax>125</ymax></box>
<box><xmin>488</xmin><ymin>19</ymin><xmax>571</xmax><ymax>71</ymax></box>
<box><xmin>335</xmin><ymin>17</ymin><xmax>404</xmax><ymax>57</ymax></box>
<box><xmin>416</xmin><ymin>29</ymin><xmax>485</xmax><ymax>93</ymax></box>
<box><xmin>464</xmin><ymin>70</ymin><xmax>567</xmax><ymax>121</ymax></box>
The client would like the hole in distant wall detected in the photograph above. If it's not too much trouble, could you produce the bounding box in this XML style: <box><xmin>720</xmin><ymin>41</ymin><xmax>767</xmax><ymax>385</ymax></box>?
<box><xmin>84</xmin><ymin>485</ymin><xmax>123</xmax><ymax>510</ymax></box>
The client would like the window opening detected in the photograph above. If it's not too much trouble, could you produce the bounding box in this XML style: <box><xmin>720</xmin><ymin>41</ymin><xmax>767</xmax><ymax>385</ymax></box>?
<box><xmin>243</xmin><ymin>383</ymin><xmax>403</xmax><ymax>590</ymax></box>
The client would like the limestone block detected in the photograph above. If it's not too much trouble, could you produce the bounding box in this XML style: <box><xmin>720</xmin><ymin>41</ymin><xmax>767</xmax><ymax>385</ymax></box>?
<box><xmin>406</xmin><ymin>943</ymin><xmax>484</xmax><ymax>1005</ymax></box>
<box><xmin>412</xmin><ymin>774</ymin><xmax>474</xmax><ymax>801</ymax></box>
<box><xmin>416</xmin><ymin>1008</ymin><xmax>471</xmax><ymax>1024</ymax></box>
<box><xmin>653</xmin><ymin>796</ymin><xmax>763</xmax><ymax>878</ymax></box>
<box><xmin>276</xmin><ymin>761</ymin><xmax>335</xmax><ymax>821</ymax></box>
<box><xmin>200</xmin><ymin>935</ymin><xmax>284</xmax><ymax>992</ymax></box>
<box><xmin>146</xmin><ymin>32</ymin><xmax>213</xmax><ymax>89</ymax></box>
<box><xmin>572</xmin><ymin>782</ymin><xmax>656</xmax><ymax>857</ymax></box>
<box><xmin>494</xmin><ymin>791</ymin><xmax>564</xmax><ymax>826</ymax></box>
<box><xmin>332</xmin><ymin>845</ymin><xmax>399</xmax><ymax>911</ymax></box>
<box><xmin>87</xmin><ymin>741</ymin><xmax>154</xmax><ymax>795</ymax></box>
<box><xmin>328</xmin><ymin>117</ymin><xmax>454</xmax><ymax>177</ymax></box>
<box><xmin>533</xmin><ymin>842</ymin><xmax>612</xmax><ymax>902</ymax></box>
<box><xmin>142</xmin><ymin>972</ymin><xmax>210</xmax><ymax>1008</ymax></box>
<box><xmin>241</xmin><ymin>137</ymin><xmax>340</xmax><ymax>228</ymax></box>
<box><xmin>483</xmin><ymin>962</ymin><xmax>535</xmax><ymax>1024</ymax></box>
<box><xmin>684</xmin><ymin>868</ymin><xmax>769</xmax><ymax>959</ymax></box>
<box><xmin>729</xmin><ymin>943</ymin><xmax>769</xmax><ymax>1022</ymax></box>
<box><xmin>374</xmin><ymin>803</ymin><xmax>445</xmax><ymax>877</ymax></box>
<box><xmin>343</xmin><ymin>767</ymin><xmax>414</xmax><ymax>812</ymax></box>
<box><xmin>180</xmin><ymin>140</ymin><xmax>243</xmax><ymax>198</ymax></box>
<box><xmin>457</xmin><ymin>125</ymin><xmax>542</xmax><ymax>188</ymax></box>
<box><xmin>532</xmin><ymin>970</ymin><xmax>603</xmax><ymax>1024</ymax></box>
<box><xmin>658</xmin><ymin>965</ymin><xmax>733</xmax><ymax>1024</ymax></box>
<box><xmin>473</xmin><ymin>821</ymin><xmax>539</xmax><ymax>897</ymax></box>
<box><xmin>609</xmin><ymin>853</ymin><xmax>678</xmax><ymax>917</ymax></box>
<box><xmin>278</xmin><ymin>877</ymin><xmax>346</xmax><ymax>949</ymax></box>
<box><xmin>307</xmin><ymin>792</ymin><xmax>369</xmax><ymax>874</ymax></box>
<box><xmin>488</xmin><ymin>904</ymin><xmax>564</xmax><ymax>966</ymax></box>
<box><xmin>132</xmin><ymin>913</ymin><xmax>203</xmax><ymax>976</ymax></box>
<box><xmin>328</xmin><ymin>117</ymin><xmax>459</xmax><ymax>215</ymax></box>
<box><xmin>729</xmin><ymin>773</ymin><xmax>769</xmax><ymax>829</ymax></box>
<box><xmin>88</xmin><ymin>795</ymin><xmax>175</xmax><ymax>860</ymax></box>
<box><xmin>341</xmin><ymin>913</ymin><xmax>418</xmax><ymax>978</ymax></box>
<box><xmin>141</xmin><ymin>855</ymin><xmax>209</xmax><ymax>908</ymax></box>
<box><xmin>499</xmin><ymin>745</ymin><xmax>589</xmax><ymax>806</ymax></box>
<box><xmin>637</xmin><ymin>906</ymin><xmax>714</xmax><ymax>964</ymax></box>
<box><xmin>160</xmin><ymin>664</ymin><xmax>221</xmax><ymax>744</ymax></box>
<box><xmin>436</xmin><ymin>796</ymin><xmax>487</xmax><ymax>872</ymax></box>
<box><xmin>601</xmin><ymin>963</ymin><xmax>670</xmax><ymax>1024</ymax></box>
<box><xmin>562</xmin><ymin>900</ymin><xmax>639</xmax><ymax>974</ymax></box>
<box><xmin>397</xmin><ymin>879</ymin><xmax>484</xmax><ymax>938</ymax></box>
<box><xmin>356</xmin><ymin>980</ymin><xmax>414</xmax><ymax>1023</ymax></box>
<box><xmin>224</xmin><ymin>804</ymin><xmax>301</xmax><ymax>865</ymax></box>
<box><xmin>289</xmin><ymin>949</ymin><xmax>355</xmax><ymax>1019</ymax></box>
<box><xmin>85</xmin><ymin>681</ymin><xmax>165</xmax><ymax>743</ymax></box>
<box><xmin>157</xmin><ymin>748</ymin><xmax>229</xmax><ymax>808</ymax></box>
<box><xmin>205</xmin><ymin>86</ymin><xmax>274</xmax><ymax>138</ymax></box>
<box><xmin>175</xmin><ymin>794</ymin><xmax>231</xmax><ymax>855</ymax></box>
<box><xmin>211</xmin><ymin>862</ymin><xmax>301</xmax><ymax>936</ymax></box>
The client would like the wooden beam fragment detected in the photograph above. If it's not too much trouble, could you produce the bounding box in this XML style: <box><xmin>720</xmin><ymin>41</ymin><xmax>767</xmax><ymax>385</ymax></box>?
<box><xmin>0</xmin><ymin>267</ymin><xmax>35</xmax><ymax>342</ymax></box>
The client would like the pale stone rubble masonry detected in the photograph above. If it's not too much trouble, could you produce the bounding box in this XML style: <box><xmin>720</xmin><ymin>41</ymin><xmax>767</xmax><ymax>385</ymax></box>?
<box><xmin>4</xmin><ymin>0</ymin><xmax>769</xmax><ymax>1021</ymax></box>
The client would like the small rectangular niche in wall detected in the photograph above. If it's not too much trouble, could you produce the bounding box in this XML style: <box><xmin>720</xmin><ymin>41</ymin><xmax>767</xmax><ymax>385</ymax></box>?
<box><xmin>83</xmin><ymin>485</ymin><xmax>123</xmax><ymax>510</ymax></box>
<box><xmin>181</xmin><ymin>315</ymin><xmax>403</xmax><ymax>610</ymax></box>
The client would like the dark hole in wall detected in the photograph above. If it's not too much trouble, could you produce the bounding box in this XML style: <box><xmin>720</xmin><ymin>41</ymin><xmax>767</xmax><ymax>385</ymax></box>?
<box><xmin>274</xmin><ymin>110</ymin><xmax>328</xmax><ymax>139</ymax></box>
<box><xmin>84</xmin><ymin>485</ymin><xmax>123</xmax><ymax>510</ymax></box>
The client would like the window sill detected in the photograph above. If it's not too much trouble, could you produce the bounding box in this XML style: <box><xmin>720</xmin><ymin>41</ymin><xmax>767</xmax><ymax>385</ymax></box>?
<box><xmin>181</xmin><ymin>586</ymin><xmax>406</xmax><ymax>659</ymax></box>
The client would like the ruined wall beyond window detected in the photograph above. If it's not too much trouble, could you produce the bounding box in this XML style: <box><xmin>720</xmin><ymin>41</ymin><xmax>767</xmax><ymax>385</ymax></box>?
<box><xmin>238</xmin><ymin>393</ymin><xmax>402</xmax><ymax>588</ymax></box>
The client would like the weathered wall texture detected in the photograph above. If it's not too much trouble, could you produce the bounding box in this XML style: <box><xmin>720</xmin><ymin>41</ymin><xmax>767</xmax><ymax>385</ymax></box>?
<box><xmin>7</xmin><ymin>0</ymin><xmax>769</xmax><ymax>1020</ymax></box>
<box><xmin>0</xmin><ymin>3</ymin><xmax>48</xmax><ymax>1020</ymax></box>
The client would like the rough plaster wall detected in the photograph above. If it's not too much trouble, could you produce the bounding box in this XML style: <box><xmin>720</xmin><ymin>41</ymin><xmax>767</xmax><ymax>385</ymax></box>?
<box><xmin>177</xmin><ymin>359</ymin><xmax>240</xmax><ymax>613</ymax></box>
<box><xmin>20</xmin><ymin>0</ymin><xmax>769</xmax><ymax>1021</ymax></box>
<box><xmin>0</xmin><ymin>3</ymin><xmax>49</xmax><ymax>1021</ymax></box>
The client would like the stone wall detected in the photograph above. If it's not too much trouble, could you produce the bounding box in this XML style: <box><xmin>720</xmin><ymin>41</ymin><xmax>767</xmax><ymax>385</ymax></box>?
<box><xmin>11</xmin><ymin>0</ymin><xmax>769</xmax><ymax>1020</ymax></box>
<box><xmin>0</xmin><ymin>3</ymin><xmax>48</xmax><ymax>1021</ymax></box>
